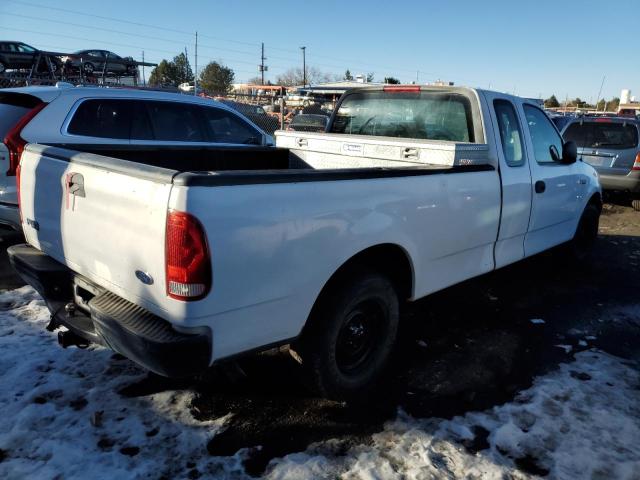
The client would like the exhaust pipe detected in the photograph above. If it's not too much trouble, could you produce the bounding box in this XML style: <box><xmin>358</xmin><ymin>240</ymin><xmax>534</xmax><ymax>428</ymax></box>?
<box><xmin>58</xmin><ymin>330</ymin><xmax>90</xmax><ymax>349</ymax></box>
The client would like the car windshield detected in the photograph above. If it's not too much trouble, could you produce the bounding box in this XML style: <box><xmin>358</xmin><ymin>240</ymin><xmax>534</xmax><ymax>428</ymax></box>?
<box><xmin>563</xmin><ymin>121</ymin><xmax>639</xmax><ymax>149</ymax></box>
<box><xmin>330</xmin><ymin>90</ymin><xmax>475</xmax><ymax>142</ymax></box>
<box><xmin>16</xmin><ymin>43</ymin><xmax>36</xmax><ymax>53</ymax></box>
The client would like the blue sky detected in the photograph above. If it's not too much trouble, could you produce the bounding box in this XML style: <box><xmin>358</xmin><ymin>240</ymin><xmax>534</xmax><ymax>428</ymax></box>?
<box><xmin>0</xmin><ymin>0</ymin><xmax>637</xmax><ymax>100</ymax></box>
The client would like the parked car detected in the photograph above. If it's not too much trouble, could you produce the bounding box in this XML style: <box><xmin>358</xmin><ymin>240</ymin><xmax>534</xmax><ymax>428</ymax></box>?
<box><xmin>0</xmin><ymin>41</ymin><xmax>62</xmax><ymax>74</ymax></box>
<box><xmin>287</xmin><ymin>113</ymin><xmax>329</xmax><ymax>132</ymax></box>
<box><xmin>550</xmin><ymin>114</ymin><xmax>575</xmax><ymax>132</ymax></box>
<box><xmin>561</xmin><ymin>117</ymin><xmax>640</xmax><ymax>210</ymax></box>
<box><xmin>217</xmin><ymin>99</ymin><xmax>280</xmax><ymax>134</ymax></box>
<box><xmin>10</xmin><ymin>86</ymin><xmax>601</xmax><ymax>401</ymax></box>
<box><xmin>61</xmin><ymin>50</ymin><xmax>136</xmax><ymax>76</ymax></box>
<box><xmin>285</xmin><ymin>91</ymin><xmax>316</xmax><ymax>107</ymax></box>
<box><xmin>0</xmin><ymin>84</ymin><xmax>274</xmax><ymax>232</ymax></box>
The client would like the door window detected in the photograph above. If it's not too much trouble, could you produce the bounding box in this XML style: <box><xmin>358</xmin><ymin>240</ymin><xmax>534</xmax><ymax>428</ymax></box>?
<box><xmin>200</xmin><ymin>107</ymin><xmax>262</xmax><ymax>144</ymax></box>
<box><xmin>523</xmin><ymin>105</ymin><xmax>563</xmax><ymax>164</ymax></box>
<box><xmin>67</xmin><ymin>99</ymin><xmax>132</xmax><ymax>139</ymax></box>
<box><xmin>145</xmin><ymin>101</ymin><xmax>205</xmax><ymax>142</ymax></box>
<box><xmin>494</xmin><ymin>100</ymin><xmax>525</xmax><ymax>167</ymax></box>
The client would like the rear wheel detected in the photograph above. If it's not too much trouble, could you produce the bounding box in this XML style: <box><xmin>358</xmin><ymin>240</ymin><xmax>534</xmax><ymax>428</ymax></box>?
<box><xmin>297</xmin><ymin>270</ymin><xmax>399</xmax><ymax>401</ymax></box>
<box><xmin>0</xmin><ymin>61</ymin><xmax>6</xmax><ymax>74</ymax></box>
<box><xmin>83</xmin><ymin>62</ymin><xmax>95</xmax><ymax>75</ymax></box>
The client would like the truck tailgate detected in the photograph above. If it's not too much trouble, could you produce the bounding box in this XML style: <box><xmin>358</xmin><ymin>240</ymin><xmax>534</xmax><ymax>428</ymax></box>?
<box><xmin>19</xmin><ymin>145</ymin><xmax>174</xmax><ymax>312</ymax></box>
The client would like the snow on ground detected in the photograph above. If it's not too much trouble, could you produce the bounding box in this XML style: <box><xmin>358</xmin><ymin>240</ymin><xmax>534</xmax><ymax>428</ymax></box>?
<box><xmin>1</xmin><ymin>286</ymin><xmax>639</xmax><ymax>479</ymax></box>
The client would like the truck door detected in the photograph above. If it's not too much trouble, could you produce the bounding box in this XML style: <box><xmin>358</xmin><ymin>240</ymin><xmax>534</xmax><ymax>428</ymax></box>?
<box><xmin>520</xmin><ymin>103</ymin><xmax>580</xmax><ymax>255</ymax></box>
<box><xmin>483</xmin><ymin>93</ymin><xmax>533</xmax><ymax>268</ymax></box>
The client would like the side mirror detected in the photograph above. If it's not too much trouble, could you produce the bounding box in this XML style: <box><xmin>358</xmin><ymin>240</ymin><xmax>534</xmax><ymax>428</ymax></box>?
<box><xmin>562</xmin><ymin>140</ymin><xmax>578</xmax><ymax>164</ymax></box>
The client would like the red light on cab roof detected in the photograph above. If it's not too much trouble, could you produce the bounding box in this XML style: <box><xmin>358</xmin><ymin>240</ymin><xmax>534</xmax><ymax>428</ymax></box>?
<box><xmin>383</xmin><ymin>85</ymin><xmax>421</xmax><ymax>93</ymax></box>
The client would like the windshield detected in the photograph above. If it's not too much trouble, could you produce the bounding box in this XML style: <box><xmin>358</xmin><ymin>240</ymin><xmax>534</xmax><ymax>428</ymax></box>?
<box><xmin>330</xmin><ymin>91</ymin><xmax>475</xmax><ymax>142</ymax></box>
<box><xmin>563</xmin><ymin>122</ymin><xmax>639</xmax><ymax>149</ymax></box>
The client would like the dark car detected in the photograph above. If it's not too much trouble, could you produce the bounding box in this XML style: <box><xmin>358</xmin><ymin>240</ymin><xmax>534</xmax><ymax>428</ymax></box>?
<box><xmin>550</xmin><ymin>114</ymin><xmax>575</xmax><ymax>132</ymax></box>
<box><xmin>287</xmin><ymin>113</ymin><xmax>329</xmax><ymax>132</ymax></box>
<box><xmin>0</xmin><ymin>41</ymin><xmax>62</xmax><ymax>74</ymax></box>
<box><xmin>561</xmin><ymin>117</ymin><xmax>640</xmax><ymax>210</ymax></box>
<box><xmin>62</xmin><ymin>50</ymin><xmax>136</xmax><ymax>76</ymax></box>
<box><xmin>217</xmin><ymin>100</ymin><xmax>279</xmax><ymax>134</ymax></box>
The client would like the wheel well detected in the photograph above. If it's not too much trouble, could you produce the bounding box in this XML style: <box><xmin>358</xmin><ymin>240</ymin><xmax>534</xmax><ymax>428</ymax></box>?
<box><xmin>588</xmin><ymin>192</ymin><xmax>602</xmax><ymax>210</ymax></box>
<box><xmin>315</xmin><ymin>243</ymin><xmax>413</xmax><ymax>304</ymax></box>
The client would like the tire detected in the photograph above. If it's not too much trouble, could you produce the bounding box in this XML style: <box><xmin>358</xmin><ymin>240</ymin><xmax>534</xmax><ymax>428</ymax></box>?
<box><xmin>298</xmin><ymin>270</ymin><xmax>399</xmax><ymax>401</ymax></box>
<box><xmin>567</xmin><ymin>203</ymin><xmax>600</xmax><ymax>261</ymax></box>
<box><xmin>83</xmin><ymin>62</ymin><xmax>94</xmax><ymax>75</ymax></box>
<box><xmin>0</xmin><ymin>61</ymin><xmax>5</xmax><ymax>74</ymax></box>
<box><xmin>632</xmin><ymin>199</ymin><xmax>640</xmax><ymax>212</ymax></box>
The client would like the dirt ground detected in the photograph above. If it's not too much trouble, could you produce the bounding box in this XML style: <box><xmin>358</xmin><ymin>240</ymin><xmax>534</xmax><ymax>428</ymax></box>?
<box><xmin>1</xmin><ymin>202</ymin><xmax>639</xmax><ymax>477</ymax></box>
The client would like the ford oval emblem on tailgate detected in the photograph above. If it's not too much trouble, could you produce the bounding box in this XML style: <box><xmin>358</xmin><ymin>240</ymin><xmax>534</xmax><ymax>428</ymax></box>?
<box><xmin>135</xmin><ymin>270</ymin><xmax>154</xmax><ymax>285</ymax></box>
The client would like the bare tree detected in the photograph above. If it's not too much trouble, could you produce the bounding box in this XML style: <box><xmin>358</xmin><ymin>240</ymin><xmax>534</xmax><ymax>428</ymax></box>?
<box><xmin>275</xmin><ymin>67</ymin><xmax>334</xmax><ymax>86</ymax></box>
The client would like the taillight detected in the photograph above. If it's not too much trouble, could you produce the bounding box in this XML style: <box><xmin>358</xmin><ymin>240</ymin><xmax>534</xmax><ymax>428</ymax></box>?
<box><xmin>165</xmin><ymin>210</ymin><xmax>211</xmax><ymax>301</ymax></box>
<box><xmin>16</xmin><ymin>163</ymin><xmax>22</xmax><ymax>224</ymax></box>
<box><xmin>383</xmin><ymin>85</ymin><xmax>421</xmax><ymax>93</ymax></box>
<box><xmin>633</xmin><ymin>153</ymin><xmax>640</xmax><ymax>171</ymax></box>
<box><xmin>3</xmin><ymin>102</ymin><xmax>47</xmax><ymax>176</ymax></box>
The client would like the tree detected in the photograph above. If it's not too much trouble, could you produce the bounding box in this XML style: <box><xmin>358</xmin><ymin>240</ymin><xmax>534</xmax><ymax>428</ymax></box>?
<box><xmin>544</xmin><ymin>95</ymin><xmax>560</xmax><ymax>108</ymax></box>
<box><xmin>607</xmin><ymin>97</ymin><xmax>620</xmax><ymax>112</ymax></box>
<box><xmin>199</xmin><ymin>61</ymin><xmax>235</xmax><ymax>93</ymax></box>
<box><xmin>344</xmin><ymin>69</ymin><xmax>353</xmax><ymax>81</ymax></box>
<box><xmin>384</xmin><ymin>77</ymin><xmax>401</xmax><ymax>84</ymax></box>
<box><xmin>148</xmin><ymin>53</ymin><xmax>193</xmax><ymax>87</ymax></box>
<box><xmin>366</xmin><ymin>72</ymin><xmax>375</xmax><ymax>82</ymax></box>
<box><xmin>596</xmin><ymin>99</ymin><xmax>606</xmax><ymax>111</ymax></box>
<box><xmin>275</xmin><ymin>67</ymin><xmax>333</xmax><ymax>86</ymax></box>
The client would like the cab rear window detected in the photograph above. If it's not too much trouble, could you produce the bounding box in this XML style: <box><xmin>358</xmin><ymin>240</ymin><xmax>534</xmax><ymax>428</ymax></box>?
<box><xmin>330</xmin><ymin>91</ymin><xmax>475</xmax><ymax>142</ymax></box>
<box><xmin>563</xmin><ymin>122</ymin><xmax>639</xmax><ymax>149</ymax></box>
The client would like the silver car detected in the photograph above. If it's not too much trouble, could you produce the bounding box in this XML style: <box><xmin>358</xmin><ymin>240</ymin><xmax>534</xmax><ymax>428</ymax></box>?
<box><xmin>562</xmin><ymin>117</ymin><xmax>640</xmax><ymax>210</ymax></box>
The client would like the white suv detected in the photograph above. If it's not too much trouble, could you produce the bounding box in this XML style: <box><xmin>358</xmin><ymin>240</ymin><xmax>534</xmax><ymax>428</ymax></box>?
<box><xmin>0</xmin><ymin>84</ymin><xmax>274</xmax><ymax>232</ymax></box>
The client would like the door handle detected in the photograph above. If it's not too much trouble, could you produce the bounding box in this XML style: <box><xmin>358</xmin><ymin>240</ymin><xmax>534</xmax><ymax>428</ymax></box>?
<box><xmin>296</xmin><ymin>138</ymin><xmax>308</xmax><ymax>147</ymax></box>
<box><xmin>535</xmin><ymin>180</ymin><xmax>546</xmax><ymax>194</ymax></box>
<box><xmin>67</xmin><ymin>173</ymin><xmax>85</xmax><ymax>198</ymax></box>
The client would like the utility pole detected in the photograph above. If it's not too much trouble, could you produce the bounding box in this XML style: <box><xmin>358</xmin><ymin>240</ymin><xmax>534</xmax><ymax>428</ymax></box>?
<box><xmin>300</xmin><ymin>46</ymin><xmax>306</xmax><ymax>87</ymax></box>
<box><xmin>259</xmin><ymin>42</ymin><xmax>268</xmax><ymax>85</ymax></box>
<box><xmin>194</xmin><ymin>31</ymin><xmax>198</xmax><ymax>96</ymax></box>
<box><xmin>142</xmin><ymin>51</ymin><xmax>145</xmax><ymax>86</ymax></box>
<box><xmin>595</xmin><ymin>75</ymin><xmax>606</xmax><ymax>111</ymax></box>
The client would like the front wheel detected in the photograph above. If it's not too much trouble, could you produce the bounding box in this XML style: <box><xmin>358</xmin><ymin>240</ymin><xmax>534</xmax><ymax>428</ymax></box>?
<box><xmin>568</xmin><ymin>203</ymin><xmax>600</xmax><ymax>261</ymax></box>
<box><xmin>297</xmin><ymin>270</ymin><xmax>399</xmax><ymax>401</ymax></box>
<box><xmin>0</xmin><ymin>61</ymin><xmax>6</xmax><ymax>74</ymax></box>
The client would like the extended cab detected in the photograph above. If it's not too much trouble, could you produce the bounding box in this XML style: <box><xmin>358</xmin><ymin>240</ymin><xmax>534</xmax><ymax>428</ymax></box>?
<box><xmin>9</xmin><ymin>86</ymin><xmax>601</xmax><ymax>400</ymax></box>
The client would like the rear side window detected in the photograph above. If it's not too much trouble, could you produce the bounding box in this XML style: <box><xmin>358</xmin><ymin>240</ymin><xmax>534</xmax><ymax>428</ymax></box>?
<box><xmin>330</xmin><ymin>91</ymin><xmax>475</xmax><ymax>142</ymax></box>
<box><xmin>145</xmin><ymin>101</ymin><xmax>205</xmax><ymax>142</ymax></box>
<box><xmin>67</xmin><ymin>99</ymin><xmax>132</xmax><ymax>139</ymax></box>
<box><xmin>200</xmin><ymin>107</ymin><xmax>262</xmax><ymax>144</ymax></box>
<box><xmin>493</xmin><ymin>100</ymin><xmax>524</xmax><ymax>167</ymax></box>
<box><xmin>563</xmin><ymin>122</ymin><xmax>639</xmax><ymax>150</ymax></box>
<box><xmin>0</xmin><ymin>93</ymin><xmax>42</xmax><ymax>137</ymax></box>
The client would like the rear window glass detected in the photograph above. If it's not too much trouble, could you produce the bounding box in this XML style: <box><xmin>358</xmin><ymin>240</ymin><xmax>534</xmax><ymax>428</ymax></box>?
<box><xmin>0</xmin><ymin>104</ymin><xmax>31</xmax><ymax>138</ymax></box>
<box><xmin>67</xmin><ymin>99</ymin><xmax>132</xmax><ymax>139</ymax></box>
<box><xmin>563</xmin><ymin>122</ymin><xmax>639</xmax><ymax>149</ymax></box>
<box><xmin>292</xmin><ymin>115</ymin><xmax>327</xmax><ymax>126</ymax></box>
<box><xmin>330</xmin><ymin>91</ymin><xmax>474</xmax><ymax>142</ymax></box>
<box><xmin>145</xmin><ymin>101</ymin><xmax>205</xmax><ymax>142</ymax></box>
<box><xmin>200</xmin><ymin>107</ymin><xmax>261</xmax><ymax>144</ymax></box>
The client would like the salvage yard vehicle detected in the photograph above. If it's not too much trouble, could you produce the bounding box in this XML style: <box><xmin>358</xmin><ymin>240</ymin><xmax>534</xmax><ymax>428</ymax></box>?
<box><xmin>61</xmin><ymin>50</ymin><xmax>136</xmax><ymax>76</ymax></box>
<box><xmin>561</xmin><ymin>117</ymin><xmax>640</xmax><ymax>210</ymax></box>
<box><xmin>0</xmin><ymin>85</ymin><xmax>273</xmax><ymax>232</ymax></box>
<box><xmin>9</xmin><ymin>85</ymin><xmax>601</xmax><ymax>400</ymax></box>
<box><xmin>0</xmin><ymin>41</ymin><xmax>62</xmax><ymax>74</ymax></box>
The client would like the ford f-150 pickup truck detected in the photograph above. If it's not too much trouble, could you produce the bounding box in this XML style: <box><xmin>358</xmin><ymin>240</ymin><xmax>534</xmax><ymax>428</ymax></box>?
<box><xmin>9</xmin><ymin>86</ymin><xmax>601</xmax><ymax>400</ymax></box>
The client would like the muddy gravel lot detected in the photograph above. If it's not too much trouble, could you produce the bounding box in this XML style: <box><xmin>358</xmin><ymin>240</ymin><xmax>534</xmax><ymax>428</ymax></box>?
<box><xmin>0</xmin><ymin>202</ymin><xmax>638</xmax><ymax>479</ymax></box>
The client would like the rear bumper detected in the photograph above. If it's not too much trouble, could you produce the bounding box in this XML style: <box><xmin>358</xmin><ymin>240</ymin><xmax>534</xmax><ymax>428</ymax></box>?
<box><xmin>598</xmin><ymin>171</ymin><xmax>640</xmax><ymax>194</ymax></box>
<box><xmin>8</xmin><ymin>244</ymin><xmax>211</xmax><ymax>377</ymax></box>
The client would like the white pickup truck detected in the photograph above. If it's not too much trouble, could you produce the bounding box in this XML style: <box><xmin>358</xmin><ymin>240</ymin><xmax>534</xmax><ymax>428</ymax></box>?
<box><xmin>9</xmin><ymin>86</ymin><xmax>601</xmax><ymax>400</ymax></box>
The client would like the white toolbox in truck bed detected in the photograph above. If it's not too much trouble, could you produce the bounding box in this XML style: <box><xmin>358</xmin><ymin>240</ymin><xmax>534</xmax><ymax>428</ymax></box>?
<box><xmin>276</xmin><ymin>131</ymin><xmax>490</xmax><ymax>169</ymax></box>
